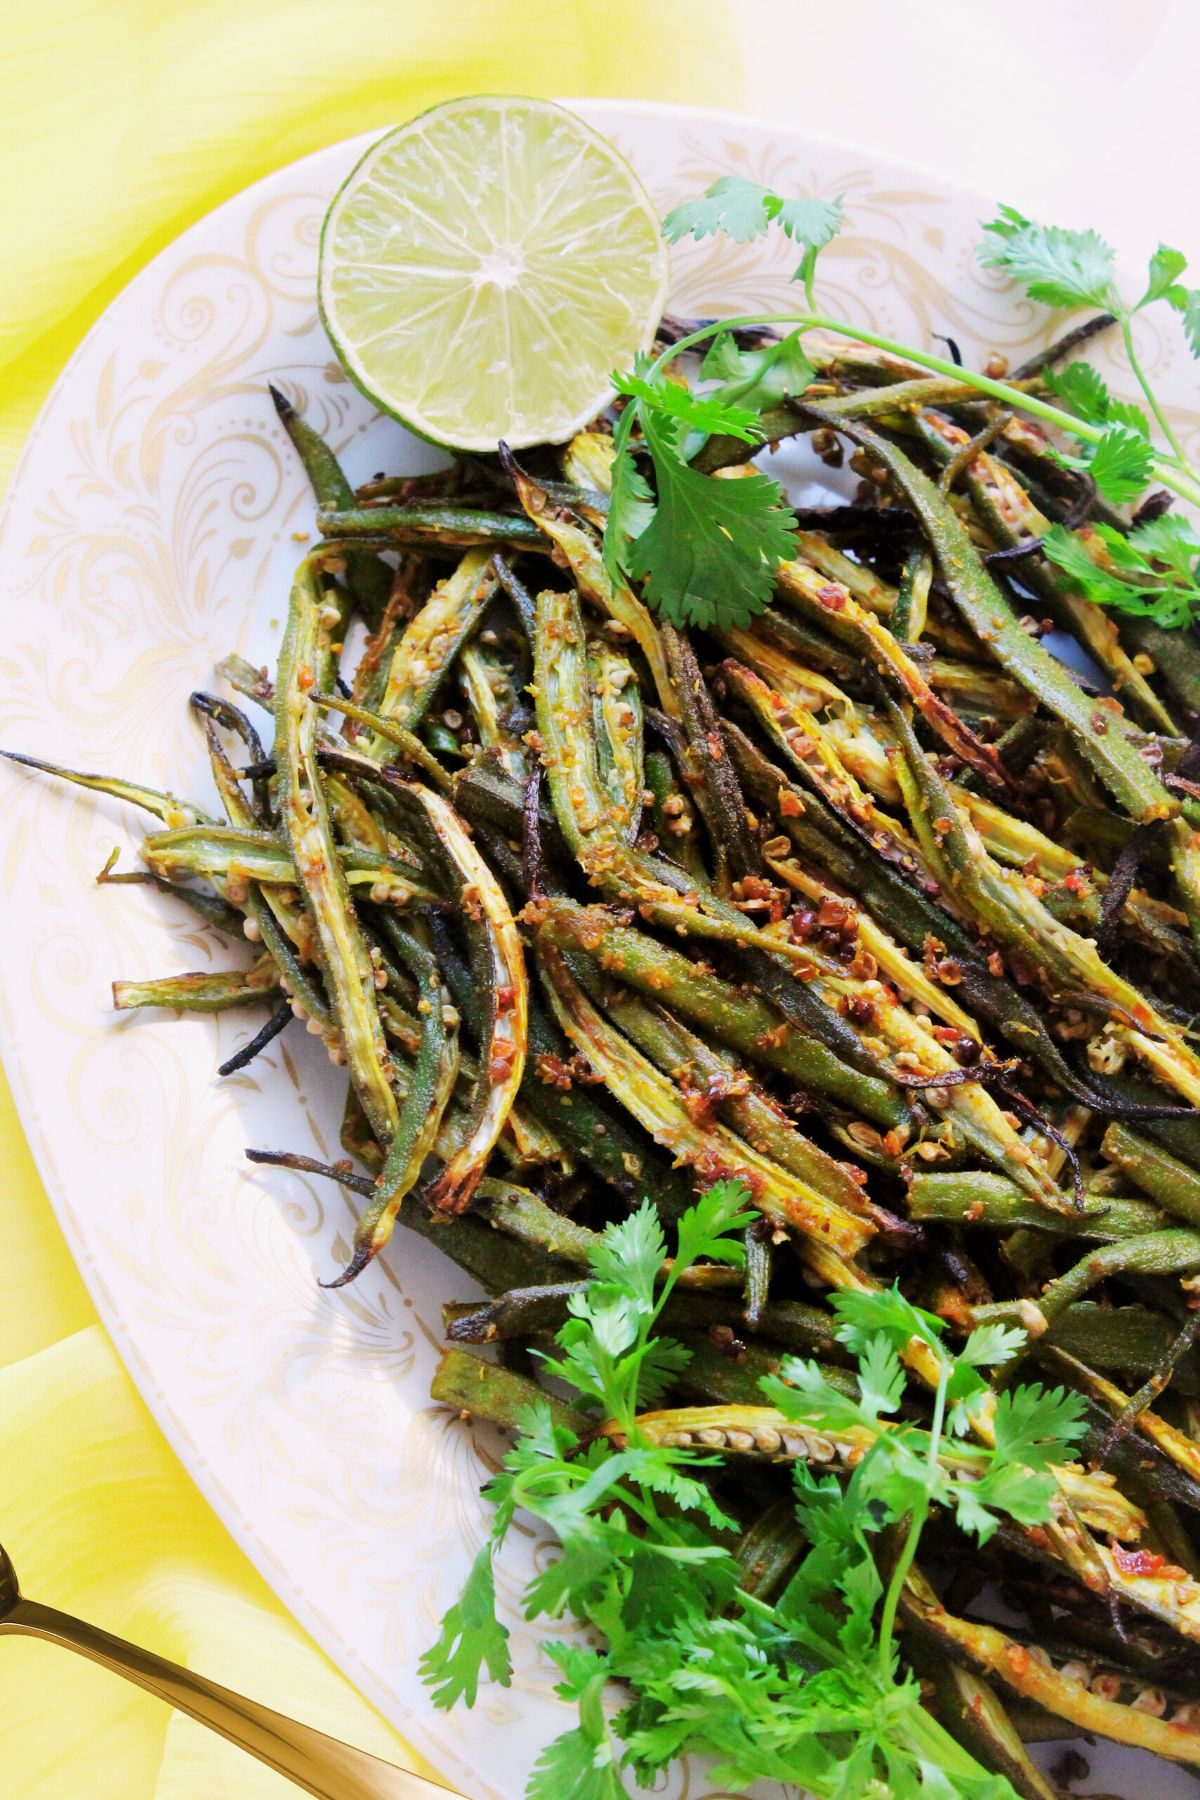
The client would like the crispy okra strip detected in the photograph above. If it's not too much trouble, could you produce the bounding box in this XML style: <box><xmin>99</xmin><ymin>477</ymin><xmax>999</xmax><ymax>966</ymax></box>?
<box><xmin>1052</xmin><ymin>1348</ymin><xmax>1200</xmax><ymax>1496</ymax></box>
<box><xmin>309</xmin><ymin>691</ymin><xmax>452</xmax><ymax>792</ymax></box>
<box><xmin>722</xmin><ymin>659</ymin><xmax>924</xmax><ymax>879</ymax></box>
<box><xmin>142</xmin><ymin>824</ymin><xmax>434</xmax><ymax>905</ymax></box>
<box><xmin>901</xmin><ymin>1566</ymin><xmax>1200</xmax><ymax>1764</ymax></box>
<box><xmin>97</xmin><ymin>862</ymin><xmax>244</xmax><ymax>937</ymax></box>
<box><xmin>610</xmin><ymin>1404</ymin><xmax>1139</xmax><ymax>1542</ymax></box>
<box><xmin>889</xmin><ymin>696</ymin><xmax>1200</xmax><ymax>1107</ymax></box>
<box><xmin>538</xmin><ymin>899</ymin><xmax>906</xmax><ymax>1128</ymax></box>
<box><xmin>325</xmin><ymin>922</ymin><xmax>456</xmax><ymax>1285</ymax></box>
<box><xmin>365</xmin><ymin>549</ymin><xmax>498</xmax><ymax>750</ymax></box>
<box><xmin>405</xmin><ymin>782</ymin><xmax>527</xmax><ymax>1214</ymax></box>
<box><xmin>3</xmin><ymin>750</ymin><xmax>211</xmax><ymax>828</ymax></box>
<box><xmin>916</xmin><ymin>411</ymin><xmax>1178</xmax><ymax>734</ymax></box>
<box><xmin>772</xmin><ymin>556</ymin><xmax>1013</xmax><ymax>790</ymax></box>
<box><xmin>587</xmin><ymin>638</ymin><xmax>644</xmax><ymax>844</ymax></box>
<box><xmin>661</xmin><ymin>625</ymin><xmax>758</xmax><ymax>888</ymax></box>
<box><xmin>538</xmin><ymin>942</ymin><xmax>874</xmax><ymax>1259</ymax></box>
<box><xmin>591</xmin><ymin>981</ymin><xmax>875</xmax><ymax>1241</ymax></box>
<box><xmin>473</xmin><ymin>1176</ymin><xmax>602</xmax><ymax>1267</ymax></box>
<box><xmin>507</xmin><ymin>457</ymin><xmax>678</xmax><ymax>716</ymax></box>
<box><xmin>459</xmin><ymin>640</ymin><xmax>526</xmax><ymax>782</ymax></box>
<box><xmin>644</xmin><ymin>747</ymin><xmax>705</xmax><ymax>875</ymax></box>
<box><xmin>534</xmin><ymin>590</ymin><xmax>900</xmax><ymax>1088</ymax></box>
<box><xmin>430</xmin><ymin>1346</ymin><xmax>586</xmax><ymax>1436</ymax></box>
<box><xmin>909</xmin><ymin>1171</ymin><xmax>1164</xmax><ymax>1239</ymax></box>
<box><xmin>112</xmin><ymin>955</ymin><xmax>280</xmax><ymax>1013</ymax></box>
<box><xmin>316</xmin><ymin>501</ymin><xmax>547</xmax><ymax>554</ymax></box>
<box><xmin>275</xmin><ymin>557</ymin><xmax>398</xmax><ymax>1142</ymax></box>
<box><xmin>194</xmin><ymin>713</ymin><xmax>334</xmax><ymax>1031</ymax></box>
<box><xmin>806</xmin><ymin>408</ymin><xmax>1180</xmax><ymax>825</ymax></box>
<box><xmin>270</xmin><ymin>384</ymin><xmax>393</xmax><ymax>632</ymax></box>
<box><xmin>1101</xmin><ymin>1122</ymin><xmax>1200</xmax><ymax>1227</ymax></box>
<box><xmin>730</xmin><ymin>720</ymin><xmax>1192</xmax><ymax>1121</ymax></box>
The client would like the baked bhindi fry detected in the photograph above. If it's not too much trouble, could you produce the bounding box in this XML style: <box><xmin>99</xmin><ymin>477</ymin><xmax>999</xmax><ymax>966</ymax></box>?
<box><xmin>16</xmin><ymin>194</ymin><xmax>1200</xmax><ymax>1800</ymax></box>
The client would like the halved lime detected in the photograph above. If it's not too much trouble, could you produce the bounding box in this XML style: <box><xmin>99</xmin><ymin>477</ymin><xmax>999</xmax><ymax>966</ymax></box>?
<box><xmin>318</xmin><ymin>96</ymin><xmax>670</xmax><ymax>451</ymax></box>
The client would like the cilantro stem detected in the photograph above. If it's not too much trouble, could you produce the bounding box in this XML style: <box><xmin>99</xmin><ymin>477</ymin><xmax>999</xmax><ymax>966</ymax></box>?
<box><xmin>875</xmin><ymin>1360</ymin><xmax>948</xmax><ymax>1678</ymax></box>
<box><xmin>643</xmin><ymin>311</ymin><xmax>1200</xmax><ymax>510</ymax></box>
<box><xmin>1120</xmin><ymin>316</ymin><xmax>1189</xmax><ymax>466</ymax></box>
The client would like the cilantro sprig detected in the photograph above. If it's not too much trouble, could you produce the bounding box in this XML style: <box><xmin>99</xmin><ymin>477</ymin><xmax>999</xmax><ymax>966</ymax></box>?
<box><xmin>979</xmin><ymin>204</ymin><xmax>1199</xmax><ymax>479</ymax></box>
<box><xmin>423</xmin><ymin>1183</ymin><xmax>1085</xmax><ymax>1799</ymax></box>
<box><xmin>602</xmin><ymin>181</ymin><xmax>1200</xmax><ymax>633</ymax></box>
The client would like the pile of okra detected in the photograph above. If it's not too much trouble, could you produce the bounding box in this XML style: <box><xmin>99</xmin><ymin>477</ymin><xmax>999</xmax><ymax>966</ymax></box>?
<box><xmin>21</xmin><ymin>323</ymin><xmax>1200</xmax><ymax>1792</ymax></box>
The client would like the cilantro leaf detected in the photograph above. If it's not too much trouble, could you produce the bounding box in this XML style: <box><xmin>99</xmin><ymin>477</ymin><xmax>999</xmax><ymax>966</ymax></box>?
<box><xmin>855</xmin><ymin>1333</ymin><xmax>907</xmax><ymax>1424</ymax></box>
<box><xmin>587</xmin><ymin>1199</ymin><xmax>665</xmax><ymax>1313</ymax></box>
<box><xmin>989</xmin><ymin>1382</ymin><xmax>1087</xmax><ymax>1470</ymax></box>
<box><xmin>627</xmin><ymin>408</ymin><xmax>797</xmax><ymax>629</ymax></box>
<box><xmin>1047</xmin><ymin>423</ymin><xmax>1156</xmax><ymax>505</ymax></box>
<box><xmin>603</xmin><ymin>443</ymin><xmax>654</xmax><ymax>589</ymax></box>
<box><xmin>671</xmin><ymin>1178</ymin><xmax>756</xmax><ymax>1269</ymax></box>
<box><xmin>662</xmin><ymin>175</ymin><xmax>783</xmax><ymax>244</ymax></box>
<box><xmin>418</xmin><ymin>1544</ymin><xmax>511</xmax><ymax>1709</ymax></box>
<box><xmin>831</xmin><ymin>1285</ymin><xmax>946</xmax><ymax>1358</ymax></box>
<box><xmin>978</xmin><ymin>204</ymin><xmax>1119</xmax><ymax>311</ymax></box>
<box><xmin>775</xmin><ymin>194</ymin><xmax>844</xmax><ymax>251</ymax></box>
<box><xmin>1044</xmin><ymin>362</ymin><xmax>1151</xmax><ymax>440</ymax></box>
<box><xmin>762</xmin><ymin>1355</ymin><xmax>871</xmax><ymax>1436</ymax></box>
<box><xmin>1142</xmin><ymin>244</ymin><xmax>1189</xmax><ymax>307</ymax></box>
<box><xmin>527</xmin><ymin>1657</ymin><xmax>625</xmax><ymax>1800</ymax></box>
<box><xmin>612</xmin><ymin>367</ymin><xmax>763</xmax><ymax>443</ymax></box>
<box><xmin>1043</xmin><ymin>516</ymin><xmax>1200</xmax><ymax>629</ymax></box>
<box><xmin>1165</xmin><ymin>283</ymin><xmax>1200</xmax><ymax>356</ymax></box>
<box><xmin>662</xmin><ymin>177</ymin><xmax>841</xmax><ymax>259</ymax></box>
<box><xmin>700</xmin><ymin>329</ymin><xmax>816</xmax><ymax>417</ymax></box>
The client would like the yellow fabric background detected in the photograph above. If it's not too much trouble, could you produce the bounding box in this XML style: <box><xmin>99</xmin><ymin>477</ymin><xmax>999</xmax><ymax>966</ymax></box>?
<box><xmin>0</xmin><ymin>4</ymin><xmax>746</xmax><ymax>1794</ymax></box>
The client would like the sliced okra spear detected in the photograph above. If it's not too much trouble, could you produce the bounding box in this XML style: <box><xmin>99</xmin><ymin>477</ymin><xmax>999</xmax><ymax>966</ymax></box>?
<box><xmin>804</xmin><ymin>407</ymin><xmax>1180</xmax><ymax>827</ymax></box>
<box><xmin>915</xmin><ymin>410</ymin><xmax>1177</xmax><ymax>735</ymax></box>
<box><xmin>1100</xmin><ymin>1121</ymin><xmax>1200</xmax><ymax>1228</ymax></box>
<box><xmin>909</xmin><ymin>1170</ymin><xmax>1164</xmax><ymax>1239</ymax></box>
<box><xmin>112</xmin><ymin>955</ymin><xmax>281</xmax><ymax>1013</ymax></box>
<box><xmin>193</xmin><ymin>708</ymin><xmax>334</xmax><ymax>1032</ymax></box>
<box><xmin>901</xmin><ymin>1564</ymin><xmax>1200</xmax><ymax>1766</ymax></box>
<box><xmin>661</xmin><ymin>624</ymin><xmax>758</xmax><ymax>889</ymax></box>
<box><xmin>888</xmin><ymin>695</ymin><xmax>1200</xmax><ymax>1107</ymax></box>
<box><xmin>430</xmin><ymin>1346</ymin><xmax>587</xmax><ymax>1436</ymax></box>
<box><xmin>533</xmin><ymin>588</ymin><xmax>904</xmax><ymax>1093</ymax></box>
<box><xmin>96</xmin><ymin>861</ymin><xmax>245</xmax><ymax>937</ymax></box>
<box><xmin>588</xmin><ymin>636</ymin><xmax>644</xmax><ymax>844</ymax></box>
<box><xmin>603</xmin><ymin>1405</ymin><xmax>1141</xmax><ymax>1541</ymax></box>
<box><xmin>728</xmin><ymin>719</ymin><xmax>1193</xmax><ymax>1122</ymax></box>
<box><xmin>536</xmin><ymin>939</ymin><xmax>875</xmax><ymax>1262</ymax></box>
<box><xmin>362</xmin><ymin>549</ymin><xmax>499</xmax><ymax>751</ymax></box>
<box><xmin>772</xmin><ymin>554</ymin><xmax>1015</xmax><ymax>791</ymax></box>
<box><xmin>3</xmin><ymin>749</ymin><xmax>212</xmax><ymax>828</ymax></box>
<box><xmin>275</xmin><ymin>555</ymin><xmax>398</xmax><ymax>1141</ymax></box>
<box><xmin>323</xmin><ymin>920</ymin><xmax>456</xmax><ymax>1286</ymax></box>
<box><xmin>142</xmin><ymin>823</ymin><xmax>436</xmax><ymax>905</ymax></box>
<box><xmin>270</xmin><ymin>383</ymin><xmax>393</xmax><ymax>632</ymax></box>
<box><xmin>315</xmin><ymin>500</ymin><xmax>547</xmax><ymax>554</ymax></box>
<box><xmin>505</xmin><ymin>452</ymin><xmax>678</xmax><ymax>716</ymax></box>
<box><xmin>430</xmin><ymin>913</ymin><xmax>690</xmax><ymax>1212</ymax></box>
<box><xmin>405</xmin><ymin>781</ymin><xmax>527</xmax><ymax>1214</ymax></box>
<box><xmin>643</xmin><ymin>747</ymin><xmax>705</xmax><ymax>876</ymax></box>
<box><xmin>537</xmin><ymin>898</ymin><xmax>907</xmax><ymax>1129</ymax></box>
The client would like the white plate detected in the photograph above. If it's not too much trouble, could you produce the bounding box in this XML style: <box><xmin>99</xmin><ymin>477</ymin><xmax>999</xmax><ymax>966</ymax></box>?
<box><xmin>3</xmin><ymin>100</ymin><xmax>1198</xmax><ymax>1800</ymax></box>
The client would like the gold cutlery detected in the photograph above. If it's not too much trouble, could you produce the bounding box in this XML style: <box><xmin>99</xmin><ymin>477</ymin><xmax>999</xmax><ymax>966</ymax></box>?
<box><xmin>0</xmin><ymin>1539</ymin><xmax>469</xmax><ymax>1798</ymax></box>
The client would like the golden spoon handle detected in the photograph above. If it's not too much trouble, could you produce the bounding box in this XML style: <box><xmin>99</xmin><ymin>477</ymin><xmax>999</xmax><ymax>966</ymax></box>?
<box><xmin>2</xmin><ymin>1597</ymin><xmax>465</xmax><ymax>1799</ymax></box>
